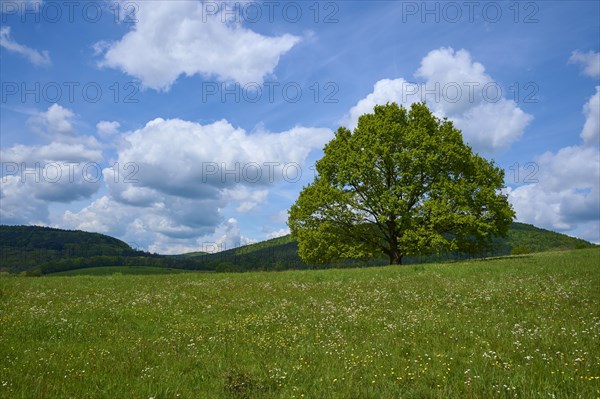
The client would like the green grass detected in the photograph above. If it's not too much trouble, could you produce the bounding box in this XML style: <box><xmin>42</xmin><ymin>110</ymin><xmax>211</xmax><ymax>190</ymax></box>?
<box><xmin>1</xmin><ymin>249</ymin><xmax>599</xmax><ymax>398</ymax></box>
<box><xmin>48</xmin><ymin>266</ymin><xmax>196</xmax><ymax>276</ymax></box>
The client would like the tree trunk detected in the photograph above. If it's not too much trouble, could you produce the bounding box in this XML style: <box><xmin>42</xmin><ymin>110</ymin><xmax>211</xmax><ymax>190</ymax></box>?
<box><xmin>389</xmin><ymin>251</ymin><xmax>403</xmax><ymax>265</ymax></box>
<box><xmin>386</xmin><ymin>217</ymin><xmax>402</xmax><ymax>265</ymax></box>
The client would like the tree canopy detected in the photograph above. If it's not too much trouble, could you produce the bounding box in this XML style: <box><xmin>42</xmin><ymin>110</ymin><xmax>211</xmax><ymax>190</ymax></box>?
<box><xmin>288</xmin><ymin>102</ymin><xmax>515</xmax><ymax>265</ymax></box>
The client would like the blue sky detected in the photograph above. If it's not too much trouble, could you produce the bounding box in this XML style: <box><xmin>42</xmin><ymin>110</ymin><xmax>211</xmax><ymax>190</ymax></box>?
<box><xmin>1</xmin><ymin>0</ymin><xmax>599</xmax><ymax>253</ymax></box>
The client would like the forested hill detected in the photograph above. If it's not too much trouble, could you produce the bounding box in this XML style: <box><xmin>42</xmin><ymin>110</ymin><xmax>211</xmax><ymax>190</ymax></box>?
<box><xmin>1</xmin><ymin>225</ymin><xmax>134</xmax><ymax>273</ymax></box>
<box><xmin>0</xmin><ymin>225</ymin><xmax>216</xmax><ymax>274</ymax></box>
<box><xmin>502</xmin><ymin>222</ymin><xmax>593</xmax><ymax>253</ymax></box>
<box><xmin>182</xmin><ymin>222</ymin><xmax>595</xmax><ymax>272</ymax></box>
<box><xmin>1</xmin><ymin>225</ymin><xmax>131</xmax><ymax>254</ymax></box>
<box><xmin>0</xmin><ymin>222</ymin><xmax>595</xmax><ymax>274</ymax></box>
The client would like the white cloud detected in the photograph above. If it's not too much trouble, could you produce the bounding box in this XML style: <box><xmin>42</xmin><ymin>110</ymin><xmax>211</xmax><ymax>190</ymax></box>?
<box><xmin>0</xmin><ymin>175</ymin><xmax>49</xmax><ymax>225</ymax></box>
<box><xmin>507</xmin><ymin>80</ymin><xmax>599</xmax><ymax>243</ymax></box>
<box><xmin>415</xmin><ymin>47</ymin><xmax>492</xmax><ymax>115</ymax></box>
<box><xmin>509</xmin><ymin>144</ymin><xmax>600</xmax><ymax>242</ymax></box>
<box><xmin>344</xmin><ymin>78</ymin><xmax>415</xmax><ymax>128</ymax></box>
<box><xmin>0</xmin><ymin>26</ymin><xmax>50</xmax><ymax>66</ymax></box>
<box><xmin>211</xmin><ymin>218</ymin><xmax>257</xmax><ymax>253</ymax></box>
<box><xmin>96</xmin><ymin>121</ymin><xmax>121</xmax><ymax>137</ymax></box>
<box><xmin>96</xmin><ymin>1</ymin><xmax>300</xmax><ymax>91</ymax></box>
<box><xmin>271</xmin><ymin>209</ymin><xmax>289</xmax><ymax>224</ymax></box>
<box><xmin>1</xmin><ymin>142</ymin><xmax>102</xmax><ymax>165</ymax></box>
<box><xmin>29</xmin><ymin>103</ymin><xmax>75</xmax><ymax>135</ymax></box>
<box><xmin>452</xmin><ymin>100</ymin><xmax>533</xmax><ymax>153</ymax></box>
<box><xmin>569</xmin><ymin>50</ymin><xmax>600</xmax><ymax>78</ymax></box>
<box><xmin>0</xmin><ymin>161</ymin><xmax>102</xmax><ymax>226</ymax></box>
<box><xmin>266</xmin><ymin>228</ymin><xmax>290</xmax><ymax>240</ymax></box>
<box><xmin>581</xmin><ymin>86</ymin><xmax>600</xmax><ymax>146</ymax></box>
<box><xmin>344</xmin><ymin>47</ymin><xmax>533</xmax><ymax>153</ymax></box>
<box><xmin>1</xmin><ymin>149</ymin><xmax>97</xmax><ymax>216</ymax></box>
<box><xmin>1</xmin><ymin>104</ymin><xmax>105</xmax><ymax>223</ymax></box>
<box><xmin>223</xmin><ymin>186</ymin><xmax>269</xmax><ymax>213</ymax></box>
<box><xmin>59</xmin><ymin>116</ymin><xmax>331</xmax><ymax>252</ymax></box>
<box><xmin>62</xmin><ymin>196</ymin><xmax>126</xmax><ymax>235</ymax></box>
<box><xmin>106</xmin><ymin>117</ymin><xmax>331</xmax><ymax>202</ymax></box>
<box><xmin>535</xmin><ymin>146</ymin><xmax>600</xmax><ymax>192</ymax></box>
<box><xmin>62</xmin><ymin>198</ymin><xmax>258</xmax><ymax>255</ymax></box>
<box><xmin>25</xmin><ymin>104</ymin><xmax>102</xmax><ymax>150</ymax></box>
<box><xmin>43</xmin><ymin>104</ymin><xmax>74</xmax><ymax>133</ymax></box>
<box><xmin>62</xmin><ymin>194</ymin><xmax>224</xmax><ymax>252</ymax></box>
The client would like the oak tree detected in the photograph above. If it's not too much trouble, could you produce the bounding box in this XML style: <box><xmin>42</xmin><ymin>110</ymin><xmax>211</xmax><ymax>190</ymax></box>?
<box><xmin>288</xmin><ymin>102</ymin><xmax>515</xmax><ymax>265</ymax></box>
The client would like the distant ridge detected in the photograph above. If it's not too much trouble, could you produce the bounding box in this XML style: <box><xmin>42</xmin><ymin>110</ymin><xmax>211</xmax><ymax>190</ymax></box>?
<box><xmin>0</xmin><ymin>225</ymin><xmax>208</xmax><ymax>274</ymax></box>
<box><xmin>1</xmin><ymin>225</ymin><xmax>132</xmax><ymax>253</ymax></box>
<box><xmin>0</xmin><ymin>222</ymin><xmax>594</xmax><ymax>274</ymax></box>
<box><xmin>1</xmin><ymin>225</ymin><xmax>133</xmax><ymax>273</ymax></box>
<box><xmin>179</xmin><ymin>222</ymin><xmax>595</xmax><ymax>271</ymax></box>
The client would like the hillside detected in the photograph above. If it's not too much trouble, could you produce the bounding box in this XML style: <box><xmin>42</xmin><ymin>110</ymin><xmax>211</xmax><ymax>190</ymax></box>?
<box><xmin>182</xmin><ymin>222</ymin><xmax>595</xmax><ymax>271</ymax></box>
<box><xmin>0</xmin><ymin>225</ymin><xmax>134</xmax><ymax>273</ymax></box>
<box><xmin>1</xmin><ymin>222</ymin><xmax>594</xmax><ymax>275</ymax></box>
<box><xmin>0</xmin><ymin>225</ymin><xmax>212</xmax><ymax>274</ymax></box>
<box><xmin>500</xmin><ymin>222</ymin><xmax>593</xmax><ymax>253</ymax></box>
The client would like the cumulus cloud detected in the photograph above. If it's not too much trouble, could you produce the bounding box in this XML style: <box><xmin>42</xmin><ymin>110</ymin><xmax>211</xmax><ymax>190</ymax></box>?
<box><xmin>452</xmin><ymin>100</ymin><xmax>534</xmax><ymax>153</ymax></box>
<box><xmin>223</xmin><ymin>186</ymin><xmax>269</xmax><ymax>213</ymax></box>
<box><xmin>62</xmin><ymin>196</ymin><xmax>131</xmax><ymax>236</ymax></box>
<box><xmin>59</xmin><ymin>116</ymin><xmax>331</xmax><ymax>251</ymax></box>
<box><xmin>96</xmin><ymin>1</ymin><xmax>300</xmax><ymax>91</ymax></box>
<box><xmin>344</xmin><ymin>78</ymin><xmax>416</xmax><ymax>127</ymax></box>
<box><xmin>0</xmin><ymin>175</ymin><xmax>49</xmax><ymax>225</ymax></box>
<box><xmin>211</xmin><ymin>218</ymin><xmax>257</xmax><ymax>253</ymax></box>
<box><xmin>62</xmin><ymin>194</ymin><xmax>224</xmax><ymax>251</ymax></box>
<box><xmin>62</xmin><ymin>199</ymin><xmax>257</xmax><ymax>255</ymax></box>
<box><xmin>1</xmin><ymin>105</ymin><xmax>104</xmax><ymax>224</ymax></box>
<box><xmin>507</xmin><ymin>59</ymin><xmax>599</xmax><ymax>242</ymax></box>
<box><xmin>96</xmin><ymin>121</ymin><xmax>121</xmax><ymax>137</ymax></box>
<box><xmin>508</xmin><ymin>88</ymin><xmax>600</xmax><ymax>242</ymax></box>
<box><xmin>0</xmin><ymin>26</ymin><xmax>51</xmax><ymax>66</ymax></box>
<box><xmin>414</xmin><ymin>48</ymin><xmax>492</xmax><ymax>115</ymax></box>
<box><xmin>581</xmin><ymin>86</ymin><xmax>600</xmax><ymax>146</ymax></box>
<box><xmin>0</xmin><ymin>142</ymin><xmax>102</xmax><ymax>165</ymax></box>
<box><xmin>266</xmin><ymin>227</ymin><xmax>290</xmax><ymax>240</ymax></box>
<box><xmin>0</xmin><ymin>160</ymin><xmax>102</xmax><ymax>226</ymax></box>
<box><xmin>344</xmin><ymin>47</ymin><xmax>533</xmax><ymax>153</ymax></box>
<box><xmin>28</xmin><ymin>103</ymin><xmax>75</xmax><ymax>135</ymax></box>
<box><xmin>508</xmin><ymin>145</ymin><xmax>599</xmax><ymax>239</ymax></box>
<box><xmin>105</xmin><ymin>117</ymin><xmax>331</xmax><ymax>202</ymax></box>
<box><xmin>569</xmin><ymin>50</ymin><xmax>600</xmax><ymax>78</ymax></box>
<box><xmin>26</xmin><ymin>104</ymin><xmax>103</xmax><ymax>151</ymax></box>
<box><xmin>4</xmin><ymin>105</ymin><xmax>102</xmax><ymax>164</ymax></box>
<box><xmin>505</xmin><ymin>60</ymin><xmax>597</xmax><ymax>243</ymax></box>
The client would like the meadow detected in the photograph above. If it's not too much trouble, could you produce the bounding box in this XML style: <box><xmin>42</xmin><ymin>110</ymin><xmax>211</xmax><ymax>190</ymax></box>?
<box><xmin>1</xmin><ymin>248</ymin><xmax>599</xmax><ymax>398</ymax></box>
<box><xmin>49</xmin><ymin>266</ymin><xmax>196</xmax><ymax>277</ymax></box>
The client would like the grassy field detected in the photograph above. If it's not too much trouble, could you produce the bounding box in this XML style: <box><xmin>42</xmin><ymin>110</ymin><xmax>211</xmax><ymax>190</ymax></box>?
<box><xmin>49</xmin><ymin>266</ymin><xmax>196</xmax><ymax>276</ymax></box>
<box><xmin>1</xmin><ymin>249</ymin><xmax>599</xmax><ymax>398</ymax></box>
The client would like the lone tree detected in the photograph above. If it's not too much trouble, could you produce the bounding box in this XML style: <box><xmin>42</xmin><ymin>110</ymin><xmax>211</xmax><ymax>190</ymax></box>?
<box><xmin>288</xmin><ymin>102</ymin><xmax>515</xmax><ymax>265</ymax></box>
